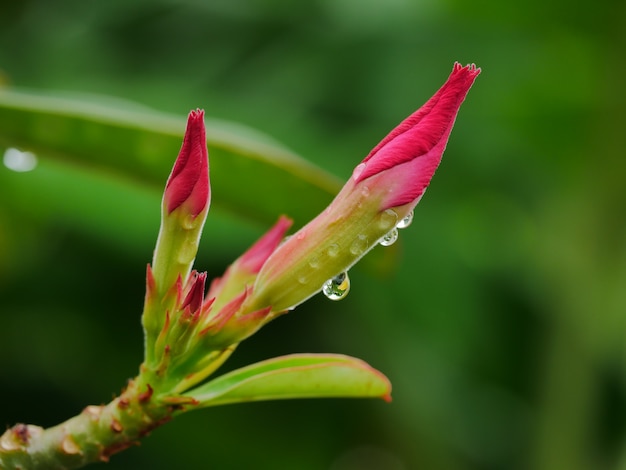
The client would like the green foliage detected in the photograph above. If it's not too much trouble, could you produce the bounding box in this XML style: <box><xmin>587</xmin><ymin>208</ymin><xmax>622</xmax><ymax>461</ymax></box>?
<box><xmin>0</xmin><ymin>89</ymin><xmax>341</xmax><ymax>228</ymax></box>
<box><xmin>187</xmin><ymin>354</ymin><xmax>391</xmax><ymax>407</ymax></box>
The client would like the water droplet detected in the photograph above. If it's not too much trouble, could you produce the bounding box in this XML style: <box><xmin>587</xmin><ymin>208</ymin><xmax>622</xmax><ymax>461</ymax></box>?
<box><xmin>352</xmin><ymin>163</ymin><xmax>367</xmax><ymax>180</ymax></box>
<box><xmin>397</xmin><ymin>211</ymin><xmax>414</xmax><ymax>229</ymax></box>
<box><xmin>361</xmin><ymin>185</ymin><xmax>370</xmax><ymax>197</ymax></box>
<box><xmin>322</xmin><ymin>272</ymin><xmax>351</xmax><ymax>300</ymax></box>
<box><xmin>297</xmin><ymin>273</ymin><xmax>309</xmax><ymax>285</ymax></box>
<box><xmin>327</xmin><ymin>243</ymin><xmax>340</xmax><ymax>257</ymax></box>
<box><xmin>177</xmin><ymin>247</ymin><xmax>196</xmax><ymax>265</ymax></box>
<box><xmin>379</xmin><ymin>228</ymin><xmax>398</xmax><ymax>247</ymax></box>
<box><xmin>378</xmin><ymin>209</ymin><xmax>398</xmax><ymax>231</ymax></box>
<box><xmin>308</xmin><ymin>256</ymin><xmax>320</xmax><ymax>269</ymax></box>
<box><xmin>181</xmin><ymin>214</ymin><xmax>197</xmax><ymax>230</ymax></box>
<box><xmin>296</xmin><ymin>230</ymin><xmax>307</xmax><ymax>241</ymax></box>
<box><xmin>350</xmin><ymin>234</ymin><xmax>368</xmax><ymax>255</ymax></box>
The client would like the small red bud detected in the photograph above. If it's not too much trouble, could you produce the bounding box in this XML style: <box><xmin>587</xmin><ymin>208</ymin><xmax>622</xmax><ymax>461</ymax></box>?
<box><xmin>164</xmin><ymin>109</ymin><xmax>210</xmax><ymax>216</ymax></box>
<box><xmin>181</xmin><ymin>272</ymin><xmax>207</xmax><ymax>315</ymax></box>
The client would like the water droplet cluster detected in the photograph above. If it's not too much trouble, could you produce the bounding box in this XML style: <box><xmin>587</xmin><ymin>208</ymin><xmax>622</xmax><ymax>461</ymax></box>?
<box><xmin>378</xmin><ymin>210</ymin><xmax>413</xmax><ymax>247</ymax></box>
<box><xmin>321</xmin><ymin>211</ymin><xmax>415</xmax><ymax>302</ymax></box>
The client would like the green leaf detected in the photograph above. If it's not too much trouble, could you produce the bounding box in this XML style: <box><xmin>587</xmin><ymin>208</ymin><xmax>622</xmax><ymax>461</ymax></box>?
<box><xmin>0</xmin><ymin>89</ymin><xmax>397</xmax><ymax>274</ymax></box>
<box><xmin>183</xmin><ymin>353</ymin><xmax>392</xmax><ymax>407</ymax></box>
<box><xmin>0</xmin><ymin>89</ymin><xmax>342</xmax><ymax>228</ymax></box>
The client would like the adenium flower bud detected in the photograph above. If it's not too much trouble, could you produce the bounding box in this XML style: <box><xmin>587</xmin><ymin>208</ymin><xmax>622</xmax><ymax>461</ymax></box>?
<box><xmin>181</xmin><ymin>271</ymin><xmax>207</xmax><ymax>316</ymax></box>
<box><xmin>151</xmin><ymin>109</ymin><xmax>210</xmax><ymax>297</ymax></box>
<box><xmin>164</xmin><ymin>109</ymin><xmax>210</xmax><ymax>217</ymax></box>
<box><xmin>143</xmin><ymin>110</ymin><xmax>210</xmax><ymax>360</ymax></box>
<box><xmin>246</xmin><ymin>63</ymin><xmax>480</xmax><ymax>313</ymax></box>
<box><xmin>355</xmin><ymin>62</ymin><xmax>481</xmax><ymax>211</ymax></box>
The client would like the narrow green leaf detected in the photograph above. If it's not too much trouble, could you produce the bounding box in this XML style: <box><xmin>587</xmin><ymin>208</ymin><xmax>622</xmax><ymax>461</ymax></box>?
<box><xmin>0</xmin><ymin>156</ymin><xmax>259</xmax><ymax>259</ymax></box>
<box><xmin>184</xmin><ymin>353</ymin><xmax>392</xmax><ymax>407</ymax></box>
<box><xmin>0</xmin><ymin>89</ymin><xmax>342</xmax><ymax>228</ymax></box>
<box><xmin>0</xmin><ymin>89</ymin><xmax>398</xmax><ymax>273</ymax></box>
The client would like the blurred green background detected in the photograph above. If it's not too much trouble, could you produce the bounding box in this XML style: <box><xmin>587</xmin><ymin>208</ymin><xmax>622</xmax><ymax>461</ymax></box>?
<box><xmin>1</xmin><ymin>1</ymin><xmax>625</xmax><ymax>469</ymax></box>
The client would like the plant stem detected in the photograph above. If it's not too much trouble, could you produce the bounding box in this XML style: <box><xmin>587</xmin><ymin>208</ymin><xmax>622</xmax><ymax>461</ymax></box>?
<box><xmin>0</xmin><ymin>378</ymin><xmax>175</xmax><ymax>470</ymax></box>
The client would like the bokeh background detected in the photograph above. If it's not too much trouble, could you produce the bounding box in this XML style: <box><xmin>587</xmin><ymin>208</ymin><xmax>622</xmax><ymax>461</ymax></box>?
<box><xmin>1</xmin><ymin>1</ymin><xmax>625</xmax><ymax>469</ymax></box>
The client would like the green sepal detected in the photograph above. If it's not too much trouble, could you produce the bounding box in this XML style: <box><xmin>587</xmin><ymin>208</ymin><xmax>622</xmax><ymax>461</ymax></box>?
<box><xmin>184</xmin><ymin>353</ymin><xmax>392</xmax><ymax>407</ymax></box>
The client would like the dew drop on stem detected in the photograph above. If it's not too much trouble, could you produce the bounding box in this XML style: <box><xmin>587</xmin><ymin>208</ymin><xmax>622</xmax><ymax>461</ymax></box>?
<box><xmin>379</xmin><ymin>228</ymin><xmax>399</xmax><ymax>247</ymax></box>
<box><xmin>350</xmin><ymin>234</ymin><xmax>368</xmax><ymax>255</ymax></box>
<box><xmin>397</xmin><ymin>211</ymin><xmax>413</xmax><ymax>229</ymax></box>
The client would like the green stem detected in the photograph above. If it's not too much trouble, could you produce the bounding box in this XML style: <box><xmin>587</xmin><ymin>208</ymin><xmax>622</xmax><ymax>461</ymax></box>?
<box><xmin>0</xmin><ymin>379</ymin><xmax>176</xmax><ymax>470</ymax></box>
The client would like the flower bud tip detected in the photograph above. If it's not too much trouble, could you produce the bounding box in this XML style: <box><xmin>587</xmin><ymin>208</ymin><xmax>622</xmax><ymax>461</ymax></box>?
<box><xmin>181</xmin><ymin>271</ymin><xmax>207</xmax><ymax>314</ymax></box>
<box><xmin>164</xmin><ymin>109</ymin><xmax>210</xmax><ymax>216</ymax></box>
<box><xmin>356</xmin><ymin>62</ymin><xmax>480</xmax><ymax>210</ymax></box>
<box><xmin>240</xmin><ymin>216</ymin><xmax>293</xmax><ymax>274</ymax></box>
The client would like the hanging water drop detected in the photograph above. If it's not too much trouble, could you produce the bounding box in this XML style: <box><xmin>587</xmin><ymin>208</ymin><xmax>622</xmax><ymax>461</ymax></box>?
<box><xmin>322</xmin><ymin>272</ymin><xmax>351</xmax><ymax>301</ymax></box>
<box><xmin>379</xmin><ymin>228</ymin><xmax>398</xmax><ymax>247</ymax></box>
<box><xmin>397</xmin><ymin>211</ymin><xmax>413</xmax><ymax>229</ymax></box>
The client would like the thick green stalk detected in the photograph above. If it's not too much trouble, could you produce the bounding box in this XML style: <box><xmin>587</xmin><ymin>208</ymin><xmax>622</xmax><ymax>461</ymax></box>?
<box><xmin>0</xmin><ymin>379</ymin><xmax>175</xmax><ymax>470</ymax></box>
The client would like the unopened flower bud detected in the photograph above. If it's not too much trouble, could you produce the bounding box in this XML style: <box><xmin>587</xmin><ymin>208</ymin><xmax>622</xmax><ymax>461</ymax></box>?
<box><xmin>151</xmin><ymin>109</ymin><xmax>210</xmax><ymax>297</ymax></box>
<box><xmin>246</xmin><ymin>63</ymin><xmax>480</xmax><ymax>313</ymax></box>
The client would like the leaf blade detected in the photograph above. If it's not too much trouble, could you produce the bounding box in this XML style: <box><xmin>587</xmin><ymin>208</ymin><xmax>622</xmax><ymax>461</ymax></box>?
<box><xmin>184</xmin><ymin>353</ymin><xmax>392</xmax><ymax>407</ymax></box>
<box><xmin>0</xmin><ymin>89</ymin><xmax>342</xmax><ymax>227</ymax></box>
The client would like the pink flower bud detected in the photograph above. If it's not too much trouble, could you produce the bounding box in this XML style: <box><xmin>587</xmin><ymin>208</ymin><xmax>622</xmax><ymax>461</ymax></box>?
<box><xmin>150</xmin><ymin>109</ymin><xmax>211</xmax><ymax>300</ymax></box>
<box><xmin>247</xmin><ymin>63</ymin><xmax>480</xmax><ymax>313</ymax></box>
<box><xmin>354</xmin><ymin>62</ymin><xmax>481</xmax><ymax>210</ymax></box>
<box><xmin>164</xmin><ymin>109</ymin><xmax>210</xmax><ymax>216</ymax></box>
<box><xmin>239</xmin><ymin>216</ymin><xmax>294</xmax><ymax>274</ymax></box>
